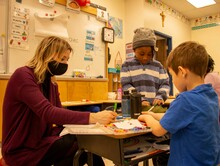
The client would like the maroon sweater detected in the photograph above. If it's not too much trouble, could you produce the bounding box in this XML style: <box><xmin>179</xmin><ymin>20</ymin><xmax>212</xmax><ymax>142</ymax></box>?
<box><xmin>2</xmin><ymin>67</ymin><xmax>90</xmax><ymax>166</ymax></box>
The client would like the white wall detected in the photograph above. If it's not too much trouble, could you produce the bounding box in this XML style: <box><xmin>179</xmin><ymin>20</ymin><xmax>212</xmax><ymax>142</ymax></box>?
<box><xmin>91</xmin><ymin>0</ymin><xmax>126</xmax><ymax>68</ymax></box>
<box><xmin>90</xmin><ymin>0</ymin><xmax>220</xmax><ymax>76</ymax></box>
<box><xmin>124</xmin><ymin>0</ymin><xmax>145</xmax><ymax>44</ymax></box>
<box><xmin>124</xmin><ymin>0</ymin><xmax>191</xmax><ymax>50</ymax></box>
<box><xmin>191</xmin><ymin>26</ymin><xmax>220</xmax><ymax>73</ymax></box>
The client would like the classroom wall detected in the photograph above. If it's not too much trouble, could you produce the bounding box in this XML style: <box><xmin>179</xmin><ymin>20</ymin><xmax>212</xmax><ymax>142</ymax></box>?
<box><xmin>92</xmin><ymin>0</ymin><xmax>192</xmax><ymax>69</ymax></box>
<box><xmin>2</xmin><ymin>0</ymin><xmax>220</xmax><ymax>94</ymax></box>
<box><xmin>191</xmin><ymin>26</ymin><xmax>220</xmax><ymax>73</ymax></box>
<box><xmin>91</xmin><ymin>0</ymin><xmax>220</xmax><ymax>77</ymax></box>
<box><xmin>90</xmin><ymin>0</ymin><xmax>126</xmax><ymax>67</ymax></box>
<box><xmin>124</xmin><ymin>0</ymin><xmax>191</xmax><ymax>50</ymax></box>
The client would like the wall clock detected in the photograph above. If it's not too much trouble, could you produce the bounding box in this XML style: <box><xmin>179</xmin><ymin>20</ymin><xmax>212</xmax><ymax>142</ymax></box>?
<box><xmin>102</xmin><ymin>27</ymin><xmax>114</xmax><ymax>43</ymax></box>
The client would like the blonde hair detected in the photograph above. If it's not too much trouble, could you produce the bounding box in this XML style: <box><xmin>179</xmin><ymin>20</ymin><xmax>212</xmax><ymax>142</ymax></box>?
<box><xmin>166</xmin><ymin>41</ymin><xmax>208</xmax><ymax>77</ymax></box>
<box><xmin>27</xmin><ymin>36</ymin><xmax>72</xmax><ymax>83</ymax></box>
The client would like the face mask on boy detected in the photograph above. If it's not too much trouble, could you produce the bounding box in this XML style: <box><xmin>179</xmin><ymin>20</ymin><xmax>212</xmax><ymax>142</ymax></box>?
<box><xmin>48</xmin><ymin>60</ymin><xmax>68</xmax><ymax>75</ymax></box>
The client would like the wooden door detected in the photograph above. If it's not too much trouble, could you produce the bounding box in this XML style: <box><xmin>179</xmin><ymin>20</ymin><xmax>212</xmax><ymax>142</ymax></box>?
<box><xmin>156</xmin><ymin>39</ymin><xmax>167</xmax><ymax>68</ymax></box>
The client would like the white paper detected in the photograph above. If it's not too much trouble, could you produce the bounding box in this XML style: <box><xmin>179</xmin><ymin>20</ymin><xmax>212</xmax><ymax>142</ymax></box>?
<box><xmin>34</xmin><ymin>13</ymin><xmax>69</xmax><ymax>39</ymax></box>
<box><xmin>113</xmin><ymin>119</ymin><xmax>144</xmax><ymax>130</ymax></box>
<box><xmin>60</xmin><ymin>124</ymin><xmax>112</xmax><ymax>136</ymax></box>
<box><xmin>96</xmin><ymin>8</ymin><xmax>108</xmax><ymax>22</ymax></box>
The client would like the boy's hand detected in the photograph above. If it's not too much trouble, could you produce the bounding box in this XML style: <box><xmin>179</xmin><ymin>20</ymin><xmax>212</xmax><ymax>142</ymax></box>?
<box><xmin>142</xmin><ymin>101</ymin><xmax>150</xmax><ymax>106</ymax></box>
<box><xmin>153</xmin><ymin>99</ymin><xmax>164</xmax><ymax>105</ymax></box>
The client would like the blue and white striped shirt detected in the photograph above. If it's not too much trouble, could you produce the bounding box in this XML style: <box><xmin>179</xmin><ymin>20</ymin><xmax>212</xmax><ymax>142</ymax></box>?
<box><xmin>120</xmin><ymin>57</ymin><xmax>170</xmax><ymax>104</ymax></box>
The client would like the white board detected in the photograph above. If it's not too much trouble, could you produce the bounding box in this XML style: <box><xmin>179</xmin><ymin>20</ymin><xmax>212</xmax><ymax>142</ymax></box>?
<box><xmin>7</xmin><ymin>0</ymin><xmax>106</xmax><ymax>78</ymax></box>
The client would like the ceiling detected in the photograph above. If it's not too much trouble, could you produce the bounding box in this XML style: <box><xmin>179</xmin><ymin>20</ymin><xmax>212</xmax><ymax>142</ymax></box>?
<box><xmin>160</xmin><ymin>0</ymin><xmax>220</xmax><ymax>19</ymax></box>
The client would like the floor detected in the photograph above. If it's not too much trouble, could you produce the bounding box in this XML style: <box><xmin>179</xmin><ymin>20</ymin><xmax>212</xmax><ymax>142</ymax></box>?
<box><xmin>103</xmin><ymin>158</ymin><xmax>153</xmax><ymax>166</ymax></box>
<box><xmin>0</xmin><ymin>147</ymin><xmax>153</xmax><ymax>166</ymax></box>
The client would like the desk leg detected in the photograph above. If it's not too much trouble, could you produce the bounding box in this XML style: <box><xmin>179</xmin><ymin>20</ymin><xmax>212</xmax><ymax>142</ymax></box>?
<box><xmin>87</xmin><ymin>152</ymin><xmax>93</xmax><ymax>166</ymax></box>
<box><xmin>73</xmin><ymin>149</ymin><xmax>84</xmax><ymax>166</ymax></box>
<box><xmin>143</xmin><ymin>159</ymin><xmax>149</xmax><ymax>166</ymax></box>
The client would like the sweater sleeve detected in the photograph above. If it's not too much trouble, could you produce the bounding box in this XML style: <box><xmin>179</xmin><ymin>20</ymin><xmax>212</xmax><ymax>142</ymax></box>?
<box><xmin>120</xmin><ymin>61</ymin><xmax>135</xmax><ymax>91</ymax></box>
<box><xmin>13</xmin><ymin>68</ymin><xmax>90</xmax><ymax>125</ymax></box>
<box><xmin>155</xmin><ymin>64</ymin><xmax>170</xmax><ymax>101</ymax></box>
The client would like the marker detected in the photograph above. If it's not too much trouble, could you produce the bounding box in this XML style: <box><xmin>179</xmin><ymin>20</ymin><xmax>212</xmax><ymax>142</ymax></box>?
<box><xmin>113</xmin><ymin>103</ymin><xmax>117</xmax><ymax>112</ymax></box>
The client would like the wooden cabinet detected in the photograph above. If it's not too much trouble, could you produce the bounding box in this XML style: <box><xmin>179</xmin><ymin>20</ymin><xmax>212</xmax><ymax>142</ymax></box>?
<box><xmin>108</xmin><ymin>73</ymin><xmax>121</xmax><ymax>92</ymax></box>
<box><xmin>56</xmin><ymin>81</ymin><xmax>68</xmax><ymax>102</ymax></box>
<box><xmin>67</xmin><ymin>81</ymin><xmax>90</xmax><ymax>101</ymax></box>
<box><xmin>89</xmin><ymin>82</ymin><xmax>108</xmax><ymax>100</ymax></box>
<box><xmin>0</xmin><ymin>79</ymin><xmax>9</xmax><ymax>141</ymax></box>
<box><xmin>57</xmin><ymin>80</ymin><xmax>108</xmax><ymax>101</ymax></box>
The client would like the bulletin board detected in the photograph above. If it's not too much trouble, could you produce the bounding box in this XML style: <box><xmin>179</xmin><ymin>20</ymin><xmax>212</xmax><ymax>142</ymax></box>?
<box><xmin>7</xmin><ymin>0</ymin><xmax>107</xmax><ymax>78</ymax></box>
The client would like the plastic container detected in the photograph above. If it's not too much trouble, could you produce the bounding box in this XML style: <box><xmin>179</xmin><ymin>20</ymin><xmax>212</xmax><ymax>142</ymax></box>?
<box><xmin>121</xmin><ymin>90</ymin><xmax>131</xmax><ymax>118</ymax></box>
<box><xmin>130</xmin><ymin>89</ymin><xmax>142</xmax><ymax>118</ymax></box>
<box><xmin>108</xmin><ymin>68</ymin><xmax>117</xmax><ymax>73</ymax></box>
<box><xmin>117</xmin><ymin>87</ymin><xmax>122</xmax><ymax>100</ymax></box>
<box><xmin>114</xmin><ymin>51</ymin><xmax>122</xmax><ymax>71</ymax></box>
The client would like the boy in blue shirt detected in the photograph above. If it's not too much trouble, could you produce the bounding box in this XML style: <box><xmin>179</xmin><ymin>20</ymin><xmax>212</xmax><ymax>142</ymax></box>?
<box><xmin>138</xmin><ymin>41</ymin><xmax>220</xmax><ymax>166</ymax></box>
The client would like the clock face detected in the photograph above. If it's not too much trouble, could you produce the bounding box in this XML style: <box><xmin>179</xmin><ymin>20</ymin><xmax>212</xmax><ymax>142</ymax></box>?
<box><xmin>102</xmin><ymin>27</ymin><xmax>114</xmax><ymax>43</ymax></box>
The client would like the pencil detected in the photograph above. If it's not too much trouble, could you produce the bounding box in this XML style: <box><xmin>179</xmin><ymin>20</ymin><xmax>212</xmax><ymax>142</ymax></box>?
<box><xmin>147</xmin><ymin>104</ymin><xmax>157</xmax><ymax>112</ymax></box>
<box><xmin>113</xmin><ymin>103</ymin><xmax>117</xmax><ymax>112</ymax></box>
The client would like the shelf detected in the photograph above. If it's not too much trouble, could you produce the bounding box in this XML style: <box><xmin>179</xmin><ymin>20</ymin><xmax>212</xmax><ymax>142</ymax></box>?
<box><xmin>108</xmin><ymin>72</ymin><xmax>121</xmax><ymax>92</ymax></box>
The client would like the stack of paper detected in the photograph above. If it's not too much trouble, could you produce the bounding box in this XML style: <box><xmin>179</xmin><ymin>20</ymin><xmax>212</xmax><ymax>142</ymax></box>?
<box><xmin>60</xmin><ymin>119</ymin><xmax>152</xmax><ymax>136</ymax></box>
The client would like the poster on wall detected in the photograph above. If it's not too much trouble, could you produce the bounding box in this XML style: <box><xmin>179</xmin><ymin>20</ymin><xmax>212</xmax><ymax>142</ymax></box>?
<box><xmin>108</xmin><ymin>16</ymin><xmax>123</xmax><ymax>39</ymax></box>
<box><xmin>9</xmin><ymin>6</ymin><xmax>30</xmax><ymax>50</ymax></box>
<box><xmin>84</xmin><ymin>29</ymin><xmax>95</xmax><ymax>61</ymax></box>
<box><xmin>125</xmin><ymin>42</ymin><xmax>134</xmax><ymax>59</ymax></box>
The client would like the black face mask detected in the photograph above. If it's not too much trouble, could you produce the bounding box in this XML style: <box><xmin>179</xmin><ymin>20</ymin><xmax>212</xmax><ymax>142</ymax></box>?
<box><xmin>48</xmin><ymin>61</ymin><xmax>68</xmax><ymax>76</ymax></box>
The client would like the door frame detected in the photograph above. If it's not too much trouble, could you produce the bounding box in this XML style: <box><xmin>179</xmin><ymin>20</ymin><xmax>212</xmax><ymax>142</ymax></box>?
<box><xmin>154</xmin><ymin>30</ymin><xmax>173</xmax><ymax>96</ymax></box>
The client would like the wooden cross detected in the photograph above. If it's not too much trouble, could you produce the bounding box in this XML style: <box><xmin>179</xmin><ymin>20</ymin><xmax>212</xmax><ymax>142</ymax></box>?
<box><xmin>160</xmin><ymin>11</ymin><xmax>166</xmax><ymax>27</ymax></box>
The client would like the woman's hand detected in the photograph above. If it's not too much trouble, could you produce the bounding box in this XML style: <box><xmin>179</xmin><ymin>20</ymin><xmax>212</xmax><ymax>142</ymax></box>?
<box><xmin>89</xmin><ymin>110</ymin><xmax>117</xmax><ymax>125</ymax></box>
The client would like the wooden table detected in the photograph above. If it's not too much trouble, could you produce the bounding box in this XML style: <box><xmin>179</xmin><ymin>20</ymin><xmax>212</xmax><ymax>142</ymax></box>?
<box><xmin>62</xmin><ymin>100</ymin><xmax>121</xmax><ymax>107</ymax></box>
<box><xmin>62</xmin><ymin>98</ymin><xmax>174</xmax><ymax>108</ymax></box>
<box><xmin>62</xmin><ymin>101</ymin><xmax>104</xmax><ymax>107</ymax></box>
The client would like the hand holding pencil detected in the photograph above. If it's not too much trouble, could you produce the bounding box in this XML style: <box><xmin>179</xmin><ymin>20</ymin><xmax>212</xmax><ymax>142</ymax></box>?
<box><xmin>89</xmin><ymin>110</ymin><xmax>117</xmax><ymax>125</ymax></box>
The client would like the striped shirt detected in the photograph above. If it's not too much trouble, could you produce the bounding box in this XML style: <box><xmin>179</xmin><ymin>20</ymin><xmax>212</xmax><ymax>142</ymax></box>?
<box><xmin>120</xmin><ymin>57</ymin><xmax>170</xmax><ymax>104</ymax></box>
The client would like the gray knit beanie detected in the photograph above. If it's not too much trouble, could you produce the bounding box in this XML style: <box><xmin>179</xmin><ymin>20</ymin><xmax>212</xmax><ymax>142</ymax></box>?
<box><xmin>132</xmin><ymin>27</ymin><xmax>158</xmax><ymax>51</ymax></box>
